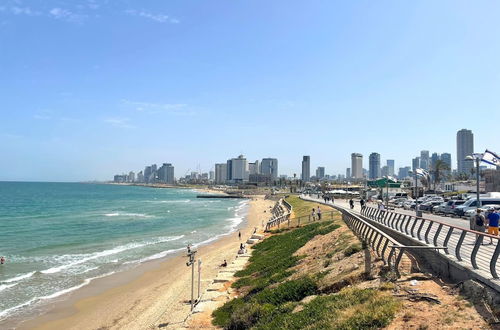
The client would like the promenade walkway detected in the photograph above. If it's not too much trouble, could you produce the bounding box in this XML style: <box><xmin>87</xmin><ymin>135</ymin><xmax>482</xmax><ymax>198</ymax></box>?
<box><xmin>301</xmin><ymin>195</ymin><xmax>500</xmax><ymax>291</ymax></box>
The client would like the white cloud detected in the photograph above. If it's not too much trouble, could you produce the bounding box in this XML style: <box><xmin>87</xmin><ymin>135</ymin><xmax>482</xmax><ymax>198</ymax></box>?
<box><xmin>121</xmin><ymin>99</ymin><xmax>191</xmax><ymax>115</ymax></box>
<box><xmin>125</xmin><ymin>9</ymin><xmax>179</xmax><ymax>24</ymax></box>
<box><xmin>49</xmin><ymin>7</ymin><xmax>86</xmax><ymax>23</ymax></box>
<box><xmin>104</xmin><ymin>117</ymin><xmax>135</xmax><ymax>129</ymax></box>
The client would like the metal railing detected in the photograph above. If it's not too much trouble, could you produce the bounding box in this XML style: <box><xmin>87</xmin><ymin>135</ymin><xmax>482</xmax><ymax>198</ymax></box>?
<box><xmin>360</xmin><ymin>206</ymin><xmax>500</xmax><ymax>279</ymax></box>
<box><xmin>265</xmin><ymin>198</ymin><xmax>293</xmax><ymax>231</ymax></box>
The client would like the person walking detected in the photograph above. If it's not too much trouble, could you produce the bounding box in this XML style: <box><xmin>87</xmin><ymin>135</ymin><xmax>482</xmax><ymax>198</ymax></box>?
<box><xmin>487</xmin><ymin>210</ymin><xmax>499</xmax><ymax>244</ymax></box>
<box><xmin>360</xmin><ymin>199</ymin><xmax>365</xmax><ymax>210</ymax></box>
<box><xmin>311</xmin><ymin>208</ymin><xmax>316</xmax><ymax>221</ymax></box>
<box><xmin>238</xmin><ymin>231</ymin><xmax>241</xmax><ymax>240</ymax></box>
<box><xmin>349</xmin><ymin>199</ymin><xmax>354</xmax><ymax>209</ymax></box>
<box><xmin>317</xmin><ymin>206</ymin><xmax>322</xmax><ymax>220</ymax></box>
<box><xmin>473</xmin><ymin>209</ymin><xmax>486</xmax><ymax>242</ymax></box>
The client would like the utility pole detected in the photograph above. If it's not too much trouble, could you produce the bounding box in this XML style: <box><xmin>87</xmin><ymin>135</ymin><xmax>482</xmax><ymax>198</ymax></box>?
<box><xmin>186</xmin><ymin>245</ymin><xmax>197</xmax><ymax>311</ymax></box>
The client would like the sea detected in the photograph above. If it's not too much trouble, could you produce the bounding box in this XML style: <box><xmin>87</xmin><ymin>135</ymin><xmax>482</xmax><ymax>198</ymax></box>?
<box><xmin>0</xmin><ymin>182</ymin><xmax>248</xmax><ymax>324</ymax></box>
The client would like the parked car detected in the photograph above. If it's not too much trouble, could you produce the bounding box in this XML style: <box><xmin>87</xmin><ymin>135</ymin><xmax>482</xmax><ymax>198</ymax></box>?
<box><xmin>443</xmin><ymin>200</ymin><xmax>466</xmax><ymax>215</ymax></box>
<box><xmin>434</xmin><ymin>202</ymin><xmax>449</xmax><ymax>214</ymax></box>
<box><xmin>454</xmin><ymin>198</ymin><xmax>500</xmax><ymax>216</ymax></box>
<box><xmin>420</xmin><ymin>200</ymin><xmax>443</xmax><ymax>212</ymax></box>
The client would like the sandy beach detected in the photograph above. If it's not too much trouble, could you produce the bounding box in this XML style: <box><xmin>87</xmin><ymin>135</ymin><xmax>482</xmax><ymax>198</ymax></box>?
<box><xmin>18</xmin><ymin>195</ymin><xmax>274</xmax><ymax>330</ymax></box>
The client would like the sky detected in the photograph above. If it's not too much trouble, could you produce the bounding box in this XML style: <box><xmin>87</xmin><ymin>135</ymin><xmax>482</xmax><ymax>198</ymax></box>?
<box><xmin>1</xmin><ymin>0</ymin><xmax>500</xmax><ymax>182</ymax></box>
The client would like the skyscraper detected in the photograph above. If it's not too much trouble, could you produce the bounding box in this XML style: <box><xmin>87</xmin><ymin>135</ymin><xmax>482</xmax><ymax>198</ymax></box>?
<box><xmin>430</xmin><ymin>153</ymin><xmax>439</xmax><ymax>170</ymax></box>
<box><xmin>368</xmin><ymin>153</ymin><xmax>381</xmax><ymax>179</ymax></box>
<box><xmin>260</xmin><ymin>158</ymin><xmax>278</xmax><ymax>180</ymax></box>
<box><xmin>231</xmin><ymin>155</ymin><xmax>249</xmax><ymax>182</ymax></box>
<box><xmin>158</xmin><ymin>163</ymin><xmax>175</xmax><ymax>184</ymax></box>
<box><xmin>316</xmin><ymin>167</ymin><xmax>325</xmax><ymax>179</ymax></box>
<box><xmin>457</xmin><ymin>129</ymin><xmax>474</xmax><ymax>174</ymax></box>
<box><xmin>301</xmin><ymin>156</ymin><xmax>310</xmax><ymax>182</ymax></box>
<box><xmin>346</xmin><ymin>168</ymin><xmax>351</xmax><ymax>179</ymax></box>
<box><xmin>215</xmin><ymin>163</ymin><xmax>227</xmax><ymax>184</ymax></box>
<box><xmin>420</xmin><ymin>150</ymin><xmax>430</xmax><ymax>170</ymax></box>
<box><xmin>386</xmin><ymin>159</ymin><xmax>395</xmax><ymax>177</ymax></box>
<box><xmin>441</xmin><ymin>153</ymin><xmax>452</xmax><ymax>177</ymax></box>
<box><xmin>351</xmin><ymin>153</ymin><xmax>363</xmax><ymax>179</ymax></box>
<box><xmin>412</xmin><ymin>157</ymin><xmax>420</xmax><ymax>172</ymax></box>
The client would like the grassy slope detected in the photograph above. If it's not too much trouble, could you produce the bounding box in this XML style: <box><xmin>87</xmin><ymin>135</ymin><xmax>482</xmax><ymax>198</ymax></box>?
<box><xmin>212</xmin><ymin>197</ymin><xmax>400</xmax><ymax>329</ymax></box>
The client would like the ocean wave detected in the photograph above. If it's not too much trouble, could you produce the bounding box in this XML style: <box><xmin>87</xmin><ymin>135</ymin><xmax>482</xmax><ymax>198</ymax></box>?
<box><xmin>40</xmin><ymin>235</ymin><xmax>185</xmax><ymax>275</ymax></box>
<box><xmin>148</xmin><ymin>199</ymin><xmax>191</xmax><ymax>204</ymax></box>
<box><xmin>0</xmin><ymin>271</ymin><xmax>116</xmax><ymax>321</ymax></box>
<box><xmin>3</xmin><ymin>271</ymin><xmax>37</xmax><ymax>283</ymax></box>
<box><xmin>104</xmin><ymin>212</ymin><xmax>154</xmax><ymax>218</ymax></box>
<box><xmin>0</xmin><ymin>283</ymin><xmax>17</xmax><ymax>292</ymax></box>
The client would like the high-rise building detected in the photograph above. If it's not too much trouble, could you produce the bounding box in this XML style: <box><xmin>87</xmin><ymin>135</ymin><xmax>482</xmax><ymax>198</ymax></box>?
<box><xmin>398</xmin><ymin>167</ymin><xmax>411</xmax><ymax>179</ymax></box>
<box><xmin>368</xmin><ymin>153</ymin><xmax>381</xmax><ymax>179</ymax></box>
<box><xmin>316</xmin><ymin>167</ymin><xmax>325</xmax><ymax>179</ymax></box>
<box><xmin>215</xmin><ymin>163</ymin><xmax>227</xmax><ymax>184</ymax></box>
<box><xmin>301</xmin><ymin>156</ymin><xmax>310</xmax><ymax>182</ymax></box>
<box><xmin>381</xmin><ymin>166</ymin><xmax>388</xmax><ymax>177</ymax></box>
<box><xmin>430</xmin><ymin>153</ymin><xmax>440</xmax><ymax>170</ymax></box>
<box><xmin>231</xmin><ymin>155</ymin><xmax>249</xmax><ymax>182</ymax></box>
<box><xmin>346</xmin><ymin>168</ymin><xmax>351</xmax><ymax>179</ymax></box>
<box><xmin>441</xmin><ymin>153</ymin><xmax>452</xmax><ymax>177</ymax></box>
<box><xmin>249</xmin><ymin>161</ymin><xmax>259</xmax><ymax>175</ymax></box>
<box><xmin>420</xmin><ymin>151</ymin><xmax>430</xmax><ymax>171</ymax></box>
<box><xmin>158</xmin><ymin>163</ymin><xmax>175</xmax><ymax>184</ymax></box>
<box><xmin>209</xmin><ymin>171</ymin><xmax>215</xmax><ymax>181</ymax></box>
<box><xmin>128</xmin><ymin>171</ymin><xmax>135</xmax><ymax>182</ymax></box>
<box><xmin>457</xmin><ymin>129</ymin><xmax>474</xmax><ymax>174</ymax></box>
<box><xmin>260</xmin><ymin>158</ymin><xmax>278</xmax><ymax>180</ymax></box>
<box><xmin>226</xmin><ymin>159</ymin><xmax>233</xmax><ymax>181</ymax></box>
<box><xmin>412</xmin><ymin>157</ymin><xmax>420</xmax><ymax>172</ymax></box>
<box><xmin>387</xmin><ymin>160</ymin><xmax>395</xmax><ymax>177</ymax></box>
<box><xmin>351</xmin><ymin>153</ymin><xmax>363</xmax><ymax>179</ymax></box>
<box><xmin>136</xmin><ymin>171</ymin><xmax>144</xmax><ymax>183</ymax></box>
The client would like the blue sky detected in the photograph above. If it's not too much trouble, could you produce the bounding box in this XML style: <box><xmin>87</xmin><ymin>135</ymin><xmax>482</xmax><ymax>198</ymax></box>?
<box><xmin>1</xmin><ymin>0</ymin><xmax>500</xmax><ymax>181</ymax></box>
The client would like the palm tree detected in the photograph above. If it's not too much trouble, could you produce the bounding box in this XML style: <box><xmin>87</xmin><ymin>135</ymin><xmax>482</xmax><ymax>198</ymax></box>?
<box><xmin>430</xmin><ymin>160</ymin><xmax>450</xmax><ymax>191</ymax></box>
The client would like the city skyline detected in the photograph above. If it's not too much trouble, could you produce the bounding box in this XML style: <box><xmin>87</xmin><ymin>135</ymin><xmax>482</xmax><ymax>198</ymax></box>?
<box><xmin>2</xmin><ymin>1</ymin><xmax>500</xmax><ymax>181</ymax></box>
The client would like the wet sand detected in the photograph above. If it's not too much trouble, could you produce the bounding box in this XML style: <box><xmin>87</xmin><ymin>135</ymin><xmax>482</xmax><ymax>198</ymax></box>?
<box><xmin>20</xmin><ymin>196</ymin><xmax>274</xmax><ymax>330</ymax></box>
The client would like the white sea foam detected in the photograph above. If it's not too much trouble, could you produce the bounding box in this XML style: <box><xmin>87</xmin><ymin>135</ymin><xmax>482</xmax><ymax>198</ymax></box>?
<box><xmin>0</xmin><ymin>283</ymin><xmax>17</xmax><ymax>292</ymax></box>
<box><xmin>3</xmin><ymin>271</ymin><xmax>36</xmax><ymax>283</ymax></box>
<box><xmin>0</xmin><ymin>271</ymin><xmax>116</xmax><ymax>321</ymax></box>
<box><xmin>104</xmin><ymin>212</ymin><xmax>153</xmax><ymax>218</ymax></box>
<box><xmin>40</xmin><ymin>235</ymin><xmax>185</xmax><ymax>275</ymax></box>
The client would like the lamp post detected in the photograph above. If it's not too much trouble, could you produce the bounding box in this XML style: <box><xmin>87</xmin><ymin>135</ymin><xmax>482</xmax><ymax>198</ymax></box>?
<box><xmin>186</xmin><ymin>245</ymin><xmax>197</xmax><ymax>311</ymax></box>
<box><xmin>465</xmin><ymin>155</ymin><xmax>481</xmax><ymax>209</ymax></box>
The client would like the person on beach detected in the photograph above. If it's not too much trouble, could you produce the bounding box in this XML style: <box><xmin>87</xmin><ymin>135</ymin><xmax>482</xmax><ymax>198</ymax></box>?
<box><xmin>311</xmin><ymin>208</ymin><xmax>316</xmax><ymax>221</ymax></box>
<box><xmin>221</xmin><ymin>259</ymin><xmax>227</xmax><ymax>267</ymax></box>
<box><xmin>238</xmin><ymin>231</ymin><xmax>241</xmax><ymax>240</ymax></box>
<box><xmin>487</xmin><ymin>210</ymin><xmax>499</xmax><ymax>244</ymax></box>
<box><xmin>317</xmin><ymin>206</ymin><xmax>322</xmax><ymax>220</ymax></box>
<box><xmin>0</xmin><ymin>256</ymin><xmax>5</xmax><ymax>265</ymax></box>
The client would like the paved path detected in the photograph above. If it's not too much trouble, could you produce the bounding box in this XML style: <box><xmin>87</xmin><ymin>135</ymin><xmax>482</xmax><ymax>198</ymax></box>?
<box><xmin>301</xmin><ymin>195</ymin><xmax>500</xmax><ymax>289</ymax></box>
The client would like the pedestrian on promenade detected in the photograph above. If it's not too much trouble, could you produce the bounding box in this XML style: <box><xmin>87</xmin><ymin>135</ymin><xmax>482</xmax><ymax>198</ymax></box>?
<box><xmin>473</xmin><ymin>209</ymin><xmax>486</xmax><ymax>242</ymax></box>
<box><xmin>317</xmin><ymin>206</ymin><xmax>322</xmax><ymax>220</ymax></box>
<box><xmin>360</xmin><ymin>199</ymin><xmax>365</xmax><ymax>210</ymax></box>
<box><xmin>349</xmin><ymin>199</ymin><xmax>354</xmax><ymax>209</ymax></box>
<box><xmin>311</xmin><ymin>208</ymin><xmax>316</xmax><ymax>221</ymax></box>
<box><xmin>487</xmin><ymin>210</ymin><xmax>499</xmax><ymax>244</ymax></box>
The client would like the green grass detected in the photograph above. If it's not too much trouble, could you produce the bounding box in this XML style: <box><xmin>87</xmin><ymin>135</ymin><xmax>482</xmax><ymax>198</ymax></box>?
<box><xmin>255</xmin><ymin>287</ymin><xmax>400</xmax><ymax>330</ymax></box>
<box><xmin>285</xmin><ymin>195</ymin><xmax>323</xmax><ymax>217</ymax></box>
<box><xmin>232</xmin><ymin>221</ymin><xmax>340</xmax><ymax>291</ymax></box>
<box><xmin>212</xmin><ymin>214</ymin><xmax>401</xmax><ymax>329</ymax></box>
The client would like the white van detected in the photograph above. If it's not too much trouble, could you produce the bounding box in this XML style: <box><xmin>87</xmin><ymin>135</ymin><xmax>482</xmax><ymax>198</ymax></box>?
<box><xmin>454</xmin><ymin>197</ymin><xmax>500</xmax><ymax>216</ymax></box>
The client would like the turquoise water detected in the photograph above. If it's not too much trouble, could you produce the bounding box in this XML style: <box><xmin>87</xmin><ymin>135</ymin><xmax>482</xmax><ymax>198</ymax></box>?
<box><xmin>0</xmin><ymin>182</ymin><xmax>247</xmax><ymax>322</ymax></box>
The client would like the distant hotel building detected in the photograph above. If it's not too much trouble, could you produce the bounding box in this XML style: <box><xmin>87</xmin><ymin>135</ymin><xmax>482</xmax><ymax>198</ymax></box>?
<box><xmin>420</xmin><ymin>150</ymin><xmax>430</xmax><ymax>171</ymax></box>
<box><xmin>412</xmin><ymin>157</ymin><xmax>420</xmax><ymax>172</ymax></box>
<box><xmin>368</xmin><ymin>153</ymin><xmax>381</xmax><ymax>179</ymax></box>
<box><xmin>316</xmin><ymin>166</ymin><xmax>325</xmax><ymax>179</ymax></box>
<box><xmin>457</xmin><ymin>129</ymin><xmax>474</xmax><ymax>174</ymax></box>
<box><xmin>301</xmin><ymin>156</ymin><xmax>310</xmax><ymax>182</ymax></box>
<box><xmin>214</xmin><ymin>163</ymin><xmax>227</xmax><ymax>184</ymax></box>
<box><xmin>157</xmin><ymin>163</ymin><xmax>175</xmax><ymax>184</ymax></box>
<box><xmin>351</xmin><ymin>153</ymin><xmax>363</xmax><ymax>179</ymax></box>
<box><xmin>387</xmin><ymin>160</ymin><xmax>395</xmax><ymax>177</ymax></box>
<box><xmin>260</xmin><ymin>158</ymin><xmax>278</xmax><ymax>180</ymax></box>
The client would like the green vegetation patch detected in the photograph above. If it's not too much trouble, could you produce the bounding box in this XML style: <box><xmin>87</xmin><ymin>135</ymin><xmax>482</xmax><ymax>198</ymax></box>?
<box><xmin>233</xmin><ymin>221</ymin><xmax>339</xmax><ymax>291</ymax></box>
<box><xmin>256</xmin><ymin>287</ymin><xmax>400</xmax><ymax>330</ymax></box>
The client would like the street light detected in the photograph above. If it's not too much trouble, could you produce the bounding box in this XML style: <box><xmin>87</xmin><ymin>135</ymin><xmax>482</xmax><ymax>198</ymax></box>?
<box><xmin>465</xmin><ymin>155</ymin><xmax>481</xmax><ymax>209</ymax></box>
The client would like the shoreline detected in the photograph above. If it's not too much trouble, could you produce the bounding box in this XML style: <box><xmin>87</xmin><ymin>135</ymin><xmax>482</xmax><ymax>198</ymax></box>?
<box><xmin>14</xmin><ymin>195</ymin><xmax>273</xmax><ymax>329</ymax></box>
